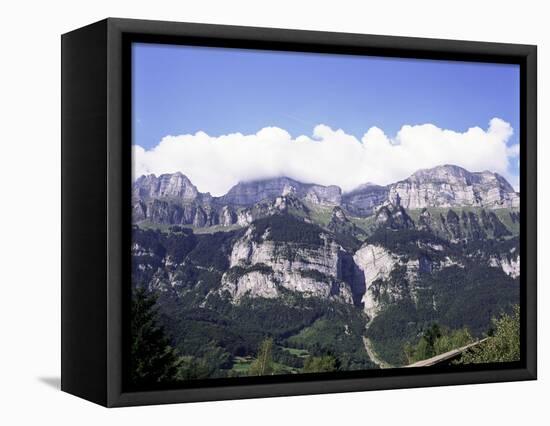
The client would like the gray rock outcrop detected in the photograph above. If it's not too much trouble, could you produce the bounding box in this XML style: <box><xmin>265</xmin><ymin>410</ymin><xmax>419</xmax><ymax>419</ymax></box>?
<box><xmin>388</xmin><ymin>165</ymin><xmax>519</xmax><ymax>209</ymax></box>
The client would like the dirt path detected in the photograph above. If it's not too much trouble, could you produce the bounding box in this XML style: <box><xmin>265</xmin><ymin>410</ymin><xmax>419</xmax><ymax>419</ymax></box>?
<box><xmin>362</xmin><ymin>336</ymin><xmax>393</xmax><ymax>369</ymax></box>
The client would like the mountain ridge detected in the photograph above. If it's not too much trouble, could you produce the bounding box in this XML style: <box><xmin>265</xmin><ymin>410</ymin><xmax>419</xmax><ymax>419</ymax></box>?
<box><xmin>132</xmin><ymin>165</ymin><xmax>520</xmax><ymax>228</ymax></box>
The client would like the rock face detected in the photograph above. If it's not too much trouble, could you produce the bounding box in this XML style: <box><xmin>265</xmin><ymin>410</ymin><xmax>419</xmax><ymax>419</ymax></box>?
<box><xmin>374</xmin><ymin>199</ymin><xmax>415</xmax><ymax>230</ymax></box>
<box><xmin>132</xmin><ymin>172</ymin><xmax>218</xmax><ymax>226</ymax></box>
<box><xmin>234</xmin><ymin>195</ymin><xmax>311</xmax><ymax>227</ymax></box>
<box><xmin>352</xmin><ymin>242</ymin><xmax>467</xmax><ymax>320</ymax></box>
<box><xmin>133</xmin><ymin>172</ymin><xmax>201</xmax><ymax>201</ymax></box>
<box><xmin>388</xmin><ymin>165</ymin><xmax>519</xmax><ymax>209</ymax></box>
<box><xmin>220</xmin><ymin>224</ymin><xmax>355</xmax><ymax>303</ymax></box>
<box><xmin>132</xmin><ymin>165</ymin><xmax>520</xmax><ymax>228</ymax></box>
<box><xmin>133</xmin><ymin>197</ymin><xmax>218</xmax><ymax>227</ymax></box>
<box><xmin>219</xmin><ymin>177</ymin><xmax>342</xmax><ymax>207</ymax></box>
<box><xmin>342</xmin><ymin>183</ymin><xmax>389</xmax><ymax>216</ymax></box>
<box><xmin>489</xmin><ymin>251</ymin><xmax>520</xmax><ymax>279</ymax></box>
<box><xmin>213</xmin><ymin>214</ymin><xmax>371</xmax><ymax>304</ymax></box>
<box><xmin>353</xmin><ymin>245</ymin><xmax>398</xmax><ymax>318</ymax></box>
<box><xmin>219</xmin><ymin>205</ymin><xmax>237</xmax><ymax>226</ymax></box>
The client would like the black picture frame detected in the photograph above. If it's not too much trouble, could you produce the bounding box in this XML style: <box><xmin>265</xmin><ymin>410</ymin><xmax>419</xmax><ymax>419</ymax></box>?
<box><xmin>61</xmin><ymin>17</ymin><xmax>537</xmax><ymax>407</ymax></box>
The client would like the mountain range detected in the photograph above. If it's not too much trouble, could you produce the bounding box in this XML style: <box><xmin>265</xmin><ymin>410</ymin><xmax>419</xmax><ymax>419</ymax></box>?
<box><xmin>132</xmin><ymin>164</ymin><xmax>519</xmax><ymax>228</ymax></box>
<box><xmin>131</xmin><ymin>164</ymin><xmax>520</xmax><ymax>374</ymax></box>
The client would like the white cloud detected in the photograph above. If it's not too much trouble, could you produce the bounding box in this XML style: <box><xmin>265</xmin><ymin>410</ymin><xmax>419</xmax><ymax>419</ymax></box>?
<box><xmin>133</xmin><ymin>118</ymin><xmax>519</xmax><ymax>196</ymax></box>
<box><xmin>507</xmin><ymin>143</ymin><xmax>520</xmax><ymax>157</ymax></box>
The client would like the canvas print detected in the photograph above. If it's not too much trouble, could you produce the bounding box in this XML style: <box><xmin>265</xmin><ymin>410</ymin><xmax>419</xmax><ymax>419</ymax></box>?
<box><xmin>130</xmin><ymin>43</ymin><xmax>520</xmax><ymax>387</ymax></box>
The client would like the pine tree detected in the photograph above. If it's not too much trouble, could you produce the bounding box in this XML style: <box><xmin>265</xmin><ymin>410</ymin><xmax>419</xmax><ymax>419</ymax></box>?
<box><xmin>131</xmin><ymin>288</ymin><xmax>180</xmax><ymax>386</ymax></box>
<box><xmin>458</xmin><ymin>305</ymin><xmax>520</xmax><ymax>364</ymax></box>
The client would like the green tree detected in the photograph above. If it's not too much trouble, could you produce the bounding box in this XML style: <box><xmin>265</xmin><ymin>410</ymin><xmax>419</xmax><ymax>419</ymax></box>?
<box><xmin>249</xmin><ymin>338</ymin><xmax>274</xmax><ymax>376</ymax></box>
<box><xmin>176</xmin><ymin>343</ymin><xmax>233</xmax><ymax>380</ymax></box>
<box><xmin>423</xmin><ymin>323</ymin><xmax>442</xmax><ymax>356</ymax></box>
<box><xmin>131</xmin><ymin>288</ymin><xmax>180</xmax><ymax>386</ymax></box>
<box><xmin>404</xmin><ymin>323</ymin><xmax>440</xmax><ymax>363</ymax></box>
<box><xmin>405</xmin><ymin>338</ymin><xmax>431</xmax><ymax>363</ymax></box>
<box><xmin>405</xmin><ymin>325</ymin><xmax>473</xmax><ymax>364</ymax></box>
<box><xmin>459</xmin><ymin>305</ymin><xmax>520</xmax><ymax>364</ymax></box>
<box><xmin>434</xmin><ymin>328</ymin><xmax>472</xmax><ymax>354</ymax></box>
<box><xmin>303</xmin><ymin>355</ymin><xmax>337</xmax><ymax>373</ymax></box>
<box><xmin>176</xmin><ymin>357</ymin><xmax>212</xmax><ymax>381</ymax></box>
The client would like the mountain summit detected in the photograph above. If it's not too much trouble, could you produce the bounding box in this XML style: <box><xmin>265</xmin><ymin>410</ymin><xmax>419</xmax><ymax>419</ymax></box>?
<box><xmin>218</xmin><ymin>176</ymin><xmax>342</xmax><ymax>207</ymax></box>
<box><xmin>133</xmin><ymin>172</ymin><xmax>202</xmax><ymax>201</ymax></box>
<box><xmin>388</xmin><ymin>165</ymin><xmax>519</xmax><ymax>209</ymax></box>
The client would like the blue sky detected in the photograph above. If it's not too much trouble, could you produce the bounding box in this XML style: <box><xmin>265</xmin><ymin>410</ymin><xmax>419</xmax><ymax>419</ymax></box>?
<box><xmin>132</xmin><ymin>42</ymin><xmax>520</xmax><ymax>192</ymax></box>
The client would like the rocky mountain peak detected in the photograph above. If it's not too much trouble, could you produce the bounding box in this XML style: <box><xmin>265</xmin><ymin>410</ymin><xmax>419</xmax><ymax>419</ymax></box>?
<box><xmin>409</xmin><ymin>164</ymin><xmax>471</xmax><ymax>182</ymax></box>
<box><xmin>133</xmin><ymin>172</ymin><xmax>200</xmax><ymax>201</ymax></box>
<box><xmin>132</xmin><ymin>165</ymin><xmax>519</xmax><ymax>229</ymax></box>
<box><xmin>375</xmin><ymin>202</ymin><xmax>415</xmax><ymax>230</ymax></box>
<box><xmin>219</xmin><ymin>176</ymin><xmax>342</xmax><ymax>207</ymax></box>
<box><xmin>389</xmin><ymin>165</ymin><xmax>519</xmax><ymax>209</ymax></box>
<box><xmin>341</xmin><ymin>183</ymin><xmax>389</xmax><ymax>217</ymax></box>
<box><xmin>330</xmin><ymin>206</ymin><xmax>348</xmax><ymax>223</ymax></box>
